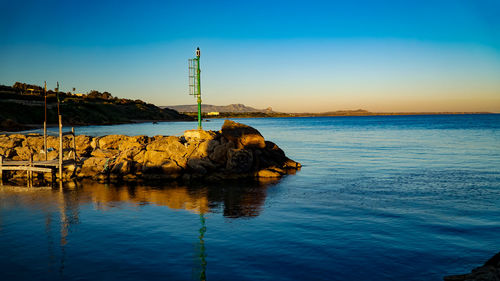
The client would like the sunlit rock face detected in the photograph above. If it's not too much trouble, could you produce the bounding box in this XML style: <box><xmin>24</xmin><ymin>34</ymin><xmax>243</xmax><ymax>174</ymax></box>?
<box><xmin>221</xmin><ymin>119</ymin><xmax>266</xmax><ymax>149</ymax></box>
<box><xmin>0</xmin><ymin>121</ymin><xmax>301</xmax><ymax>183</ymax></box>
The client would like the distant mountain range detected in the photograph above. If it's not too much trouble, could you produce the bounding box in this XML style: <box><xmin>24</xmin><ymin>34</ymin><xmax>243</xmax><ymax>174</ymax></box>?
<box><xmin>162</xmin><ymin>104</ymin><xmax>274</xmax><ymax>113</ymax></box>
<box><xmin>161</xmin><ymin>104</ymin><xmax>492</xmax><ymax>116</ymax></box>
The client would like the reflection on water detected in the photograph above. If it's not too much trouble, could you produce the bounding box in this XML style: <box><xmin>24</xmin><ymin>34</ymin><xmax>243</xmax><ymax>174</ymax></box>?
<box><xmin>195</xmin><ymin>213</ymin><xmax>207</xmax><ymax>281</ymax></box>
<box><xmin>0</xmin><ymin>179</ymin><xmax>277</xmax><ymax>217</ymax></box>
<box><xmin>0</xmin><ymin>180</ymin><xmax>278</xmax><ymax>280</ymax></box>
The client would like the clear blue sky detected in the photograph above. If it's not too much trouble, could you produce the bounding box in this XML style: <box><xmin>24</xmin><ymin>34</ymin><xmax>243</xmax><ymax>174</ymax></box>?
<box><xmin>1</xmin><ymin>0</ymin><xmax>499</xmax><ymax>112</ymax></box>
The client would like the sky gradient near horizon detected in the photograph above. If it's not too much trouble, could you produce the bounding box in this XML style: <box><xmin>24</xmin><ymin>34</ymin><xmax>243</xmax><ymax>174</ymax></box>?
<box><xmin>1</xmin><ymin>0</ymin><xmax>499</xmax><ymax>112</ymax></box>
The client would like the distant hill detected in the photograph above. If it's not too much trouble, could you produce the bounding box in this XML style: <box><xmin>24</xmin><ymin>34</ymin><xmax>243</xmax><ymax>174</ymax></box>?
<box><xmin>0</xmin><ymin>83</ymin><xmax>193</xmax><ymax>131</ymax></box>
<box><xmin>161</xmin><ymin>104</ymin><xmax>493</xmax><ymax>120</ymax></box>
<box><xmin>162</xmin><ymin>104</ymin><xmax>274</xmax><ymax>113</ymax></box>
<box><xmin>316</xmin><ymin>109</ymin><xmax>371</xmax><ymax>116</ymax></box>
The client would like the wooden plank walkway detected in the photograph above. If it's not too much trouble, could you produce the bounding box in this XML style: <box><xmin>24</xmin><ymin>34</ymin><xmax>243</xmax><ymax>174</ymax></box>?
<box><xmin>0</xmin><ymin>158</ymin><xmax>75</xmax><ymax>171</ymax></box>
<box><xmin>0</xmin><ymin>156</ymin><xmax>76</xmax><ymax>186</ymax></box>
<box><xmin>2</xmin><ymin>159</ymin><xmax>59</xmax><ymax>167</ymax></box>
<box><xmin>0</xmin><ymin>125</ymin><xmax>77</xmax><ymax>186</ymax></box>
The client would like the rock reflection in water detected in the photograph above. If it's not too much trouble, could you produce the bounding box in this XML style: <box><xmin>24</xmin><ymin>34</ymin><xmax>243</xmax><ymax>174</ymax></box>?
<box><xmin>76</xmin><ymin>179</ymin><xmax>275</xmax><ymax>218</ymax></box>
<box><xmin>0</xmin><ymin>178</ymin><xmax>277</xmax><ymax>217</ymax></box>
<box><xmin>0</xmin><ymin>179</ymin><xmax>279</xmax><ymax>280</ymax></box>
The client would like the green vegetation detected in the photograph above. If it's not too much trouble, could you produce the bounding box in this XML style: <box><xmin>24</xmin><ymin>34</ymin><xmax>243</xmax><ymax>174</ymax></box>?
<box><xmin>0</xmin><ymin>82</ymin><xmax>192</xmax><ymax>131</ymax></box>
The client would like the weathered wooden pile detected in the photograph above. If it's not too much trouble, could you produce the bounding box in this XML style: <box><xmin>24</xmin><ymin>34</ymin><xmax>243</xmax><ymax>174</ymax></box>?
<box><xmin>0</xmin><ymin>120</ymin><xmax>301</xmax><ymax>183</ymax></box>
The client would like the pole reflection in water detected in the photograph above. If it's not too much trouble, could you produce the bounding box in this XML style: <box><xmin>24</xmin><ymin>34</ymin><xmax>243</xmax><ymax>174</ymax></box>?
<box><xmin>57</xmin><ymin>183</ymin><xmax>80</xmax><ymax>278</ymax></box>
<box><xmin>0</xmin><ymin>178</ymin><xmax>281</xmax><ymax>280</ymax></box>
<box><xmin>58</xmin><ymin>185</ymin><xmax>67</xmax><ymax>276</ymax></box>
<box><xmin>196</xmin><ymin>213</ymin><xmax>207</xmax><ymax>281</ymax></box>
<box><xmin>44</xmin><ymin>213</ymin><xmax>55</xmax><ymax>274</ymax></box>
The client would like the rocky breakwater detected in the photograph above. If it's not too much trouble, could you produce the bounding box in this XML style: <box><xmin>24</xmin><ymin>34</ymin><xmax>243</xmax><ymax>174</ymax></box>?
<box><xmin>0</xmin><ymin>120</ymin><xmax>301</xmax><ymax>182</ymax></box>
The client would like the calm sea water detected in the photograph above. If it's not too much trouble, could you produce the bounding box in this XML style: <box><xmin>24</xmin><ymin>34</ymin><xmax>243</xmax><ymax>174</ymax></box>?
<box><xmin>1</xmin><ymin>114</ymin><xmax>499</xmax><ymax>281</ymax></box>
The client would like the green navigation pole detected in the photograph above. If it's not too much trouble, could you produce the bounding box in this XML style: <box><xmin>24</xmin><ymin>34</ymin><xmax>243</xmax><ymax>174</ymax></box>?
<box><xmin>189</xmin><ymin>47</ymin><xmax>203</xmax><ymax>130</ymax></box>
<box><xmin>196</xmin><ymin>47</ymin><xmax>202</xmax><ymax>130</ymax></box>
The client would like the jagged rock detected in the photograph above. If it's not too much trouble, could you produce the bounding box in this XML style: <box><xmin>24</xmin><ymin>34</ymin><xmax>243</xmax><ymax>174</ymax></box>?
<box><xmin>32</xmin><ymin>152</ymin><xmax>47</xmax><ymax>161</ymax></box>
<box><xmin>194</xmin><ymin>140</ymin><xmax>211</xmax><ymax>158</ymax></box>
<box><xmin>79</xmin><ymin>157</ymin><xmax>107</xmax><ymax>177</ymax></box>
<box><xmin>65</xmin><ymin>163</ymin><xmax>77</xmax><ymax>173</ymax></box>
<box><xmin>283</xmin><ymin>158</ymin><xmax>301</xmax><ymax>169</ymax></box>
<box><xmin>90</xmin><ymin>137</ymin><xmax>99</xmax><ymax>149</ymax></box>
<box><xmin>226</xmin><ymin>148</ymin><xmax>253</xmax><ymax>173</ymax></box>
<box><xmin>208</xmin><ymin>140</ymin><xmax>233</xmax><ymax>165</ymax></box>
<box><xmin>160</xmin><ymin>161</ymin><xmax>183</xmax><ymax>174</ymax></box>
<box><xmin>99</xmin><ymin>135</ymin><xmax>128</xmax><ymax>150</ymax></box>
<box><xmin>111</xmin><ymin>160</ymin><xmax>132</xmax><ymax>174</ymax></box>
<box><xmin>46</xmin><ymin>136</ymin><xmax>59</xmax><ymax>151</ymax></box>
<box><xmin>0</xmin><ymin>148</ymin><xmax>15</xmax><ymax>158</ymax></box>
<box><xmin>146</xmin><ymin>136</ymin><xmax>186</xmax><ymax>155</ymax></box>
<box><xmin>91</xmin><ymin>148</ymin><xmax>119</xmax><ymax>158</ymax></box>
<box><xmin>7</xmin><ymin>134</ymin><xmax>26</xmax><ymax>141</ymax></box>
<box><xmin>184</xmin><ymin>141</ymin><xmax>199</xmax><ymax>158</ymax></box>
<box><xmin>119</xmin><ymin>135</ymin><xmax>149</xmax><ymax>151</ymax></box>
<box><xmin>187</xmin><ymin>158</ymin><xmax>216</xmax><ymax>174</ymax></box>
<box><xmin>0</xmin><ymin>135</ymin><xmax>18</xmax><ymax>158</ymax></box>
<box><xmin>0</xmin><ymin>135</ymin><xmax>23</xmax><ymax>151</ymax></box>
<box><xmin>257</xmin><ymin>169</ymin><xmax>282</xmax><ymax>178</ymax></box>
<box><xmin>14</xmin><ymin>146</ymin><xmax>33</xmax><ymax>160</ymax></box>
<box><xmin>116</xmin><ymin>147</ymin><xmax>143</xmax><ymax>162</ymax></box>
<box><xmin>22</xmin><ymin>136</ymin><xmax>44</xmax><ymax>152</ymax></box>
<box><xmin>133</xmin><ymin>150</ymin><xmax>146</xmax><ymax>163</ymax></box>
<box><xmin>190</xmin><ymin>139</ymin><xmax>221</xmax><ymax>159</ymax></box>
<box><xmin>221</xmin><ymin>120</ymin><xmax>265</xmax><ymax>149</ymax></box>
<box><xmin>206</xmin><ymin>139</ymin><xmax>221</xmax><ymax>153</ymax></box>
<box><xmin>184</xmin><ymin>129</ymin><xmax>217</xmax><ymax>141</ymax></box>
<box><xmin>46</xmin><ymin>150</ymin><xmax>58</xmax><ymax>161</ymax></box>
<box><xmin>75</xmin><ymin>135</ymin><xmax>92</xmax><ymax>157</ymax></box>
<box><xmin>143</xmin><ymin>150</ymin><xmax>171</xmax><ymax>167</ymax></box>
<box><xmin>444</xmin><ymin>252</ymin><xmax>500</xmax><ymax>281</ymax></box>
<box><xmin>263</xmin><ymin>141</ymin><xmax>286</xmax><ymax>162</ymax></box>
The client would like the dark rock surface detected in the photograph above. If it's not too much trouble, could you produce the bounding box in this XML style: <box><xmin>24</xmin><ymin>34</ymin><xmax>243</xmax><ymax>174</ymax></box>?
<box><xmin>444</xmin><ymin>252</ymin><xmax>500</xmax><ymax>281</ymax></box>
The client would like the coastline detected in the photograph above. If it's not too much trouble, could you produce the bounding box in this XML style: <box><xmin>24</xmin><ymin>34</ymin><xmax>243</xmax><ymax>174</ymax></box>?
<box><xmin>182</xmin><ymin>111</ymin><xmax>496</xmax><ymax>120</ymax></box>
<box><xmin>5</xmin><ymin>112</ymin><xmax>496</xmax><ymax>133</ymax></box>
<box><xmin>1</xmin><ymin>118</ymin><xmax>195</xmax><ymax>133</ymax></box>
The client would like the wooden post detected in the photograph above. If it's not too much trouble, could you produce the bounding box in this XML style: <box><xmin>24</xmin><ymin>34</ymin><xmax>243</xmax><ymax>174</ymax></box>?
<box><xmin>44</xmin><ymin>121</ymin><xmax>47</xmax><ymax>161</ymax></box>
<box><xmin>51</xmin><ymin>169</ymin><xmax>55</xmax><ymax>187</ymax></box>
<box><xmin>0</xmin><ymin>155</ymin><xmax>3</xmax><ymax>185</ymax></box>
<box><xmin>26</xmin><ymin>156</ymin><xmax>30</xmax><ymax>186</ymax></box>
<box><xmin>30</xmin><ymin>154</ymin><xmax>33</xmax><ymax>180</ymax></box>
<box><xmin>72</xmin><ymin>127</ymin><xmax>76</xmax><ymax>163</ymax></box>
<box><xmin>44</xmin><ymin>81</ymin><xmax>48</xmax><ymax>161</ymax></box>
<box><xmin>29</xmin><ymin>154</ymin><xmax>33</xmax><ymax>187</ymax></box>
<box><xmin>59</xmin><ymin>115</ymin><xmax>63</xmax><ymax>181</ymax></box>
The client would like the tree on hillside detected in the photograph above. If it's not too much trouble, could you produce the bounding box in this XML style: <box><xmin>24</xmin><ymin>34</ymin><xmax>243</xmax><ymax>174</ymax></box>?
<box><xmin>87</xmin><ymin>90</ymin><xmax>113</xmax><ymax>100</ymax></box>
<box><xmin>12</xmin><ymin>82</ymin><xmax>43</xmax><ymax>95</ymax></box>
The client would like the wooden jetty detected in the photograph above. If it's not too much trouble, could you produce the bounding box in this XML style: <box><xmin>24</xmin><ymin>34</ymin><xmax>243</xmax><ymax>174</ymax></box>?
<box><xmin>0</xmin><ymin>119</ymin><xmax>77</xmax><ymax>186</ymax></box>
<box><xmin>0</xmin><ymin>157</ymin><xmax>76</xmax><ymax>186</ymax></box>
<box><xmin>0</xmin><ymin>157</ymin><xmax>57</xmax><ymax>185</ymax></box>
